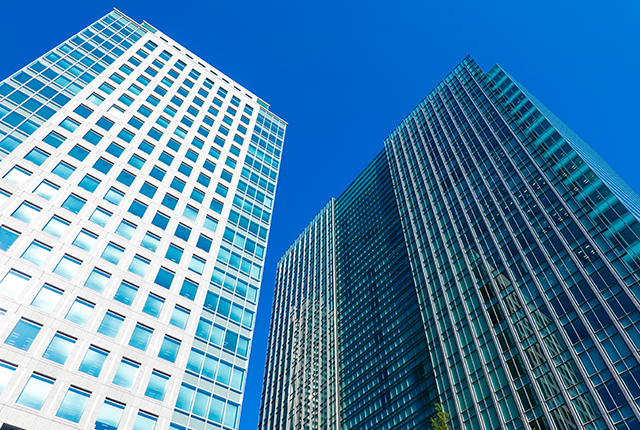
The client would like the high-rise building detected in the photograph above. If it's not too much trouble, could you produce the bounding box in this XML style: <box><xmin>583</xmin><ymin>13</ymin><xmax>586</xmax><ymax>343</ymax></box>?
<box><xmin>0</xmin><ymin>9</ymin><xmax>285</xmax><ymax>430</ymax></box>
<box><xmin>259</xmin><ymin>57</ymin><xmax>640</xmax><ymax>430</ymax></box>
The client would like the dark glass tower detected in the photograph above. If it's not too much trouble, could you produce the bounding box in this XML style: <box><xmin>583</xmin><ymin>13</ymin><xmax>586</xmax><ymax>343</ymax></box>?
<box><xmin>259</xmin><ymin>57</ymin><xmax>640</xmax><ymax>430</ymax></box>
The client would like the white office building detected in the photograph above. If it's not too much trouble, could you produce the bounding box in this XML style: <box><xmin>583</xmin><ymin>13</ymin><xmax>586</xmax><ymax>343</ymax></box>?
<box><xmin>0</xmin><ymin>9</ymin><xmax>286</xmax><ymax>430</ymax></box>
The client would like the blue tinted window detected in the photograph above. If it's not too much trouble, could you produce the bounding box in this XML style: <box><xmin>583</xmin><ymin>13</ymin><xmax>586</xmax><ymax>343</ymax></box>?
<box><xmin>161</xmin><ymin>193</ymin><xmax>178</xmax><ymax>210</ymax></box>
<box><xmin>179</xmin><ymin>279</ymin><xmax>198</xmax><ymax>300</ymax></box>
<box><xmin>72</xmin><ymin>229</ymin><xmax>98</xmax><ymax>251</ymax></box>
<box><xmin>5</xmin><ymin>319</ymin><xmax>41</xmax><ymax>350</ymax></box>
<box><xmin>151</xmin><ymin>212</ymin><xmax>170</xmax><ymax>229</ymax></box>
<box><xmin>104</xmin><ymin>187</ymin><xmax>125</xmax><ymax>205</ymax></box>
<box><xmin>117</xmin><ymin>128</ymin><xmax>135</xmax><ymax>143</ymax></box>
<box><xmin>129</xmin><ymin>324</ymin><xmax>153</xmax><ymax>351</ymax></box>
<box><xmin>113</xmin><ymin>358</ymin><xmax>139</xmax><ymax>388</ymax></box>
<box><xmin>78</xmin><ymin>345</ymin><xmax>109</xmax><ymax>377</ymax></box>
<box><xmin>128</xmin><ymin>154</ymin><xmax>146</xmax><ymax>169</ymax></box>
<box><xmin>165</xmin><ymin>243</ymin><xmax>183</xmax><ymax>263</ymax></box>
<box><xmin>129</xmin><ymin>200</ymin><xmax>148</xmax><ymax>218</ymax></box>
<box><xmin>170</xmin><ymin>177</ymin><xmax>186</xmax><ymax>192</ymax></box>
<box><xmin>95</xmin><ymin>399</ymin><xmax>125</xmax><ymax>430</ymax></box>
<box><xmin>143</xmin><ymin>294</ymin><xmax>164</xmax><ymax>317</ymax></box>
<box><xmin>116</xmin><ymin>170</ymin><xmax>136</xmax><ymax>187</ymax></box>
<box><xmin>78</xmin><ymin>174</ymin><xmax>100</xmax><ymax>193</ymax></box>
<box><xmin>11</xmin><ymin>202</ymin><xmax>40</xmax><ymax>224</ymax></box>
<box><xmin>89</xmin><ymin>207</ymin><xmax>112</xmax><ymax>226</ymax></box>
<box><xmin>74</xmin><ymin>104</ymin><xmax>93</xmax><ymax>118</ymax></box>
<box><xmin>106</xmin><ymin>142</ymin><xmax>124</xmax><ymax>157</ymax></box>
<box><xmin>97</xmin><ymin>311</ymin><xmax>124</xmax><ymax>338</ymax></box>
<box><xmin>175</xmin><ymin>223</ymin><xmax>191</xmax><ymax>241</ymax></box>
<box><xmin>140</xmin><ymin>182</ymin><xmax>157</xmax><ymax>198</ymax></box>
<box><xmin>191</xmin><ymin>188</ymin><xmax>205</xmax><ymax>203</ymax></box>
<box><xmin>96</xmin><ymin>117</ymin><xmax>114</xmax><ymax>131</ymax></box>
<box><xmin>25</xmin><ymin>147</ymin><xmax>49</xmax><ymax>165</ymax></box>
<box><xmin>0</xmin><ymin>225</ymin><xmax>20</xmax><ymax>251</ymax></box>
<box><xmin>138</xmin><ymin>140</ymin><xmax>154</xmax><ymax>154</ymax></box>
<box><xmin>149</xmin><ymin>166</ymin><xmax>166</xmax><ymax>181</ymax></box>
<box><xmin>93</xmin><ymin>157</ymin><xmax>113</xmax><ymax>174</ymax></box>
<box><xmin>158</xmin><ymin>336</ymin><xmax>180</xmax><ymax>363</ymax></box>
<box><xmin>154</xmin><ymin>267</ymin><xmax>174</xmax><ymax>289</ymax></box>
<box><xmin>170</xmin><ymin>306</ymin><xmax>190</xmax><ymax>329</ymax></box>
<box><xmin>84</xmin><ymin>268</ymin><xmax>110</xmax><ymax>293</ymax></box>
<box><xmin>101</xmin><ymin>242</ymin><xmax>124</xmax><ymax>264</ymax></box>
<box><xmin>65</xmin><ymin>298</ymin><xmax>94</xmax><ymax>326</ymax></box>
<box><xmin>196</xmin><ymin>235</ymin><xmax>212</xmax><ymax>252</ymax></box>
<box><xmin>129</xmin><ymin>255</ymin><xmax>150</xmax><ymax>276</ymax></box>
<box><xmin>43</xmin><ymin>333</ymin><xmax>76</xmax><ymax>364</ymax></box>
<box><xmin>128</xmin><ymin>116</ymin><xmax>144</xmax><ymax>129</ymax></box>
<box><xmin>145</xmin><ymin>371</ymin><xmax>169</xmax><ymax>401</ymax></box>
<box><xmin>183</xmin><ymin>205</ymin><xmax>198</xmax><ymax>221</ymax></box>
<box><xmin>83</xmin><ymin>129</ymin><xmax>102</xmax><ymax>145</ymax></box>
<box><xmin>158</xmin><ymin>151</ymin><xmax>174</xmax><ymax>166</ymax></box>
<box><xmin>21</xmin><ymin>241</ymin><xmax>51</xmax><ymax>265</ymax></box>
<box><xmin>52</xmin><ymin>161</ymin><xmax>75</xmax><ymax>179</ymax></box>
<box><xmin>15</xmin><ymin>374</ymin><xmax>54</xmax><ymax>410</ymax></box>
<box><xmin>141</xmin><ymin>232</ymin><xmax>161</xmax><ymax>252</ymax></box>
<box><xmin>116</xmin><ymin>220</ymin><xmax>137</xmax><ymax>239</ymax></box>
<box><xmin>60</xmin><ymin>117</ymin><xmax>80</xmax><ymax>132</ymax></box>
<box><xmin>203</xmin><ymin>216</ymin><xmax>218</xmax><ymax>232</ymax></box>
<box><xmin>114</xmin><ymin>281</ymin><xmax>138</xmax><ymax>306</ymax></box>
<box><xmin>55</xmin><ymin>386</ymin><xmax>90</xmax><ymax>423</ymax></box>
<box><xmin>197</xmin><ymin>173</ymin><xmax>210</xmax><ymax>187</ymax></box>
<box><xmin>30</xmin><ymin>284</ymin><xmax>63</xmax><ymax>312</ymax></box>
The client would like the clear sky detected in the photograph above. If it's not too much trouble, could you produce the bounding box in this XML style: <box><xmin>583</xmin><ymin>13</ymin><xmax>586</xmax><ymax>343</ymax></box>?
<box><xmin>2</xmin><ymin>1</ymin><xmax>639</xmax><ymax>429</ymax></box>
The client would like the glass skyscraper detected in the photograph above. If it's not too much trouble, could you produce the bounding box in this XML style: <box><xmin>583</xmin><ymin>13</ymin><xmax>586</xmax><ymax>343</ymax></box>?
<box><xmin>0</xmin><ymin>9</ymin><xmax>285</xmax><ymax>430</ymax></box>
<box><xmin>259</xmin><ymin>57</ymin><xmax>640</xmax><ymax>430</ymax></box>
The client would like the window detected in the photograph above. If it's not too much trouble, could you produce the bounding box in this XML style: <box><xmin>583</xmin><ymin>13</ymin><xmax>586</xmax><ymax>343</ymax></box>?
<box><xmin>197</xmin><ymin>173</ymin><xmax>211</xmax><ymax>187</ymax></box>
<box><xmin>129</xmin><ymin>323</ymin><xmax>154</xmax><ymax>350</ymax></box>
<box><xmin>15</xmin><ymin>373</ymin><xmax>54</xmax><ymax>410</ymax></box>
<box><xmin>161</xmin><ymin>193</ymin><xmax>178</xmax><ymax>210</ymax></box>
<box><xmin>0</xmin><ymin>225</ymin><xmax>19</xmax><ymax>251</ymax></box>
<box><xmin>62</xmin><ymin>193</ymin><xmax>85</xmax><ymax>214</ymax></box>
<box><xmin>158</xmin><ymin>151</ymin><xmax>174</xmax><ymax>166</ymax></box>
<box><xmin>53</xmin><ymin>255</ymin><xmax>82</xmax><ymax>280</ymax></box>
<box><xmin>78</xmin><ymin>174</ymin><xmax>100</xmax><ymax>192</ymax></box>
<box><xmin>73</xmin><ymin>229</ymin><xmax>98</xmax><ymax>251</ymax></box>
<box><xmin>210</xmin><ymin>199</ymin><xmax>223</xmax><ymax>214</ymax></box>
<box><xmin>184</xmin><ymin>205</ymin><xmax>198</xmax><ymax>221</ymax></box>
<box><xmin>101</xmin><ymin>242</ymin><xmax>125</xmax><ymax>264</ymax></box>
<box><xmin>114</xmin><ymin>281</ymin><xmax>138</xmax><ymax>306</ymax></box>
<box><xmin>129</xmin><ymin>200</ymin><xmax>148</xmax><ymax>218</ymax></box>
<box><xmin>4</xmin><ymin>166</ymin><xmax>31</xmax><ymax>185</ymax></box>
<box><xmin>65</xmin><ymin>298</ymin><xmax>94</xmax><ymax>326</ymax></box>
<box><xmin>154</xmin><ymin>267</ymin><xmax>174</xmax><ymax>289</ymax></box>
<box><xmin>165</xmin><ymin>243</ymin><xmax>183</xmax><ymax>263</ymax></box>
<box><xmin>118</xmin><ymin>128</ymin><xmax>135</xmax><ymax>143</ymax></box>
<box><xmin>149</xmin><ymin>166</ymin><xmax>166</xmax><ymax>181</ymax></box>
<box><xmin>118</xmin><ymin>94</ymin><xmax>134</xmax><ymax>106</ymax></box>
<box><xmin>158</xmin><ymin>336</ymin><xmax>180</xmax><ymax>363</ymax></box>
<box><xmin>11</xmin><ymin>202</ymin><xmax>40</xmax><ymax>224</ymax></box>
<box><xmin>116</xmin><ymin>169</ymin><xmax>136</xmax><ymax>186</ymax></box>
<box><xmin>108</xmin><ymin>104</ymin><xmax>125</xmax><ymax>117</ymax></box>
<box><xmin>0</xmin><ymin>361</ymin><xmax>17</xmax><ymax>395</ymax></box>
<box><xmin>191</xmin><ymin>187</ymin><xmax>205</xmax><ymax>203</ymax></box>
<box><xmin>148</xmin><ymin>128</ymin><xmax>163</xmax><ymax>141</ymax></box>
<box><xmin>87</xmin><ymin>93</ymin><xmax>105</xmax><ymax>106</ymax></box>
<box><xmin>43</xmin><ymin>131</ymin><xmax>66</xmax><ymax>148</ymax></box>
<box><xmin>128</xmin><ymin>116</ymin><xmax>144</xmax><ymax>129</ymax></box>
<box><xmin>93</xmin><ymin>157</ymin><xmax>114</xmax><ymax>174</ymax></box>
<box><xmin>43</xmin><ymin>333</ymin><xmax>76</xmax><ymax>364</ymax></box>
<box><xmin>116</xmin><ymin>220</ymin><xmax>137</xmax><ymax>239</ymax></box>
<box><xmin>78</xmin><ymin>345</ymin><xmax>108</xmax><ymax>377</ymax></box>
<box><xmin>180</xmin><ymin>279</ymin><xmax>199</xmax><ymax>300</ymax></box>
<box><xmin>98</xmin><ymin>82</ymin><xmax>115</xmax><ymax>95</ymax></box>
<box><xmin>97</xmin><ymin>311</ymin><xmax>125</xmax><ymax>338</ymax></box>
<box><xmin>138</xmin><ymin>140</ymin><xmax>155</xmax><ymax>154</ymax></box>
<box><xmin>55</xmin><ymin>386</ymin><xmax>90</xmax><ymax>423</ymax></box>
<box><xmin>140</xmin><ymin>182</ymin><xmax>158</xmax><ymax>198</ymax></box>
<box><xmin>175</xmin><ymin>223</ymin><xmax>192</xmax><ymax>241</ymax></box>
<box><xmin>95</xmin><ymin>400</ymin><xmax>125</xmax><ymax>430</ymax></box>
<box><xmin>145</xmin><ymin>371</ymin><xmax>169</xmax><ymax>401</ymax></box>
<box><xmin>60</xmin><ymin>117</ymin><xmax>80</xmax><ymax>132</ymax></box>
<box><xmin>147</xmin><ymin>94</ymin><xmax>160</xmax><ymax>106</ymax></box>
<box><xmin>6</xmin><ymin>318</ymin><xmax>41</xmax><ymax>352</ymax></box>
<box><xmin>113</xmin><ymin>358</ymin><xmax>139</xmax><ymax>389</ymax></box>
<box><xmin>52</xmin><ymin>161</ymin><xmax>75</xmax><ymax>179</ymax></box>
<box><xmin>141</xmin><ymin>232</ymin><xmax>161</xmax><ymax>252</ymax></box>
<box><xmin>170</xmin><ymin>177</ymin><xmax>186</xmax><ymax>192</ymax></box>
<box><xmin>42</xmin><ymin>216</ymin><xmax>69</xmax><ymax>238</ymax></box>
<box><xmin>104</xmin><ymin>187</ymin><xmax>125</xmax><ymax>205</ymax></box>
<box><xmin>138</xmin><ymin>105</ymin><xmax>153</xmax><ymax>118</ymax></box>
<box><xmin>189</xmin><ymin>255</ymin><xmax>206</xmax><ymax>275</ymax></box>
<box><xmin>152</xmin><ymin>211</ymin><xmax>170</xmax><ymax>229</ymax></box>
<box><xmin>33</xmin><ymin>180</ymin><xmax>59</xmax><ymax>199</ymax></box>
<box><xmin>25</xmin><ymin>147</ymin><xmax>49</xmax><ymax>165</ymax></box>
<box><xmin>129</xmin><ymin>255</ymin><xmax>150</xmax><ymax>276</ymax></box>
<box><xmin>0</xmin><ymin>269</ymin><xmax>30</xmax><ymax>299</ymax></box>
<box><xmin>96</xmin><ymin>117</ymin><xmax>115</xmax><ymax>131</ymax></box>
<box><xmin>85</xmin><ymin>268</ymin><xmax>110</xmax><ymax>293</ymax></box>
<box><xmin>21</xmin><ymin>241</ymin><xmax>51</xmax><ymax>266</ymax></box>
<box><xmin>74</xmin><ymin>104</ymin><xmax>93</xmax><ymax>118</ymax></box>
<box><xmin>133</xmin><ymin>411</ymin><xmax>158</xmax><ymax>430</ymax></box>
<box><xmin>106</xmin><ymin>142</ymin><xmax>125</xmax><ymax>157</ymax></box>
<box><xmin>83</xmin><ymin>129</ymin><xmax>103</xmax><ymax>145</ymax></box>
<box><xmin>170</xmin><ymin>306</ymin><xmax>190</xmax><ymax>329</ymax></box>
<box><xmin>196</xmin><ymin>235</ymin><xmax>213</xmax><ymax>252</ymax></box>
<box><xmin>89</xmin><ymin>207</ymin><xmax>112</xmax><ymax>227</ymax></box>
<box><xmin>142</xmin><ymin>294</ymin><xmax>164</xmax><ymax>317</ymax></box>
<box><xmin>31</xmin><ymin>284</ymin><xmax>63</xmax><ymax>312</ymax></box>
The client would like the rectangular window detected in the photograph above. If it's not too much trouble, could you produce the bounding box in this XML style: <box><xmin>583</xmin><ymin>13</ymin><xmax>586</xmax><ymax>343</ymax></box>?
<box><xmin>21</xmin><ymin>240</ymin><xmax>51</xmax><ymax>266</ymax></box>
<box><xmin>31</xmin><ymin>284</ymin><xmax>63</xmax><ymax>313</ymax></box>
<box><xmin>129</xmin><ymin>254</ymin><xmax>150</xmax><ymax>276</ymax></box>
<box><xmin>89</xmin><ymin>207</ymin><xmax>112</xmax><ymax>227</ymax></box>
<box><xmin>129</xmin><ymin>323</ymin><xmax>153</xmax><ymax>351</ymax></box>
<box><xmin>11</xmin><ymin>201</ymin><xmax>40</xmax><ymax>224</ymax></box>
<box><xmin>5</xmin><ymin>318</ymin><xmax>42</xmax><ymax>350</ymax></box>
<box><xmin>158</xmin><ymin>336</ymin><xmax>180</xmax><ymax>363</ymax></box>
<box><xmin>78</xmin><ymin>174</ymin><xmax>100</xmax><ymax>193</ymax></box>
<box><xmin>101</xmin><ymin>242</ymin><xmax>125</xmax><ymax>264</ymax></box>
<box><xmin>114</xmin><ymin>281</ymin><xmax>138</xmax><ymax>306</ymax></box>
<box><xmin>33</xmin><ymin>180</ymin><xmax>59</xmax><ymax>200</ymax></box>
<box><xmin>113</xmin><ymin>358</ymin><xmax>139</xmax><ymax>389</ymax></box>
<box><xmin>43</xmin><ymin>332</ymin><xmax>76</xmax><ymax>365</ymax></box>
<box><xmin>53</xmin><ymin>255</ymin><xmax>82</xmax><ymax>280</ymax></box>
<box><xmin>65</xmin><ymin>298</ymin><xmax>94</xmax><ymax>326</ymax></box>
<box><xmin>141</xmin><ymin>232</ymin><xmax>161</xmax><ymax>252</ymax></box>
<box><xmin>97</xmin><ymin>311</ymin><xmax>125</xmax><ymax>338</ymax></box>
<box><xmin>154</xmin><ymin>267</ymin><xmax>174</xmax><ymax>289</ymax></box>
<box><xmin>0</xmin><ymin>361</ymin><xmax>17</xmax><ymax>395</ymax></box>
<box><xmin>25</xmin><ymin>147</ymin><xmax>50</xmax><ymax>165</ymax></box>
<box><xmin>0</xmin><ymin>269</ymin><xmax>30</xmax><ymax>300</ymax></box>
<box><xmin>95</xmin><ymin>399</ymin><xmax>125</xmax><ymax>430</ymax></box>
<box><xmin>145</xmin><ymin>370</ymin><xmax>169</xmax><ymax>401</ymax></box>
<box><xmin>170</xmin><ymin>306</ymin><xmax>190</xmax><ymax>329</ymax></box>
<box><xmin>78</xmin><ymin>345</ymin><xmax>108</xmax><ymax>377</ymax></box>
<box><xmin>52</xmin><ymin>161</ymin><xmax>75</xmax><ymax>179</ymax></box>
<box><xmin>15</xmin><ymin>373</ymin><xmax>54</xmax><ymax>410</ymax></box>
<box><xmin>55</xmin><ymin>386</ymin><xmax>90</xmax><ymax>423</ymax></box>
<box><xmin>84</xmin><ymin>268</ymin><xmax>110</xmax><ymax>293</ymax></box>
<box><xmin>72</xmin><ymin>229</ymin><xmax>98</xmax><ymax>251</ymax></box>
<box><xmin>142</xmin><ymin>294</ymin><xmax>164</xmax><ymax>317</ymax></box>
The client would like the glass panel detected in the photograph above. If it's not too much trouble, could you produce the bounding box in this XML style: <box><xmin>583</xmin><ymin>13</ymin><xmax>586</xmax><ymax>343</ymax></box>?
<box><xmin>170</xmin><ymin>306</ymin><xmax>190</xmax><ymax>329</ymax></box>
<box><xmin>11</xmin><ymin>202</ymin><xmax>40</xmax><ymax>223</ymax></box>
<box><xmin>4</xmin><ymin>319</ymin><xmax>41</xmax><ymax>350</ymax></box>
<box><xmin>65</xmin><ymin>298</ymin><xmax>94</xmax><ymax>326</ymax></box>
<box><xmin>132</xmin><ymin>411</ymin><xmax>157</xmax><ymax>430</ymax></box>
<box><xmin>112</xmin><ymin>359</ymin><xmax>139</xmax><ymax>389</ymax></box>
<box><xmin>114</xmin><ymin>281</ymin><xmax>138</xmax><ymax>306</ymax></box>
<box><xmin>128</xmin><ymin>324</ymin><xmax>153</xmax><ymax>351</ymax></box>
<box><xmin>0</xmin><ymin>269</ymin><xmax>30</xmax><ymax>299</ymax></box>
<box><xmin>158</xmin><ymin>336</ymin><xmax>180</xmax><ymax>363</ymax></box>
<box><xmin>84</xmin><ymin>269</ymin><xmax>110</xmax><ymax>293</ymax></box>
<box><xmin>97</xmin><ymin>311</ymin><xmax>124</xmax><ymax>338</ymax></box>
<box><xmin>94</xmin><ymin>400</ymin><xmax>125</xmax><ymax>429</ymax></box>
<box><xmin>53</xmin><ymin>255</ymin><xmax>82</xmax><ymax>280</ymax></box>
<box><xmin>21</xmin><ymin>241</ymin><xmax>51</xmax><ymax>266</ymax></box>
<box><xmin>144</xmin><ymin>371</ymin><xmax>169</xmax><ymax>401</ymax></box>
<box><xmin>31</xmin><ymin>284</ymin><xmax>63</xmax><ymax>312</ymax></box>
<box><xmin>15</xmin><ymin>373</ymin><xmax>54</xmax><ymax>410</ymax></box>
<box><xmin>142</xmin><ymin>294</ymin><xmax>164</xmax><ymax>317</ymax></box>
<box><xmin>42</xmin><ymin>333</ymin><xmax>76</xmax><ymax>364</ymax></box>
<box><xmin>0</xmin><ymin>361</ymin><xmax>17</xmax><ymax>395</ymax></box>
<box><xmin>72</xmin><ymin>230</ymin><xmax>98</xmax><ymax>251</ymax></box>
<box><xmin>78</xmin><ymin>346</ymin><xmax>108</xmax><ymax>377</ymax></box>
<box><xmin>55</xmin><ymin>386</ymin><xmax>90</xmax><ymax>422</ymax></box>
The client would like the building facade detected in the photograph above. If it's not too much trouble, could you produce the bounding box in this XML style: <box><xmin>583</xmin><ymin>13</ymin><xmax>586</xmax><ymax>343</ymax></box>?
<box><xmin>0</xmin><ymin>9</ymin><xmax>285</xmax><ymax>430</ymax></box>
<box><xmin>259</xmin><ymin>57</ymin><xmax>640</xmax><ymax>430</ymax></box>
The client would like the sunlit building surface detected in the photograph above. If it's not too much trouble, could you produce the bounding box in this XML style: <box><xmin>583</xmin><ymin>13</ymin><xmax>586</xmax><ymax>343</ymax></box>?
<box><xmin>0</xmin><ymin>9</ymin><xmax>285</xmax><ymax>430</ymax></box>
<box><xmin>259</xmin><ymin>57</ymin><xmax>640</xmax><ymax>430</ymax></box>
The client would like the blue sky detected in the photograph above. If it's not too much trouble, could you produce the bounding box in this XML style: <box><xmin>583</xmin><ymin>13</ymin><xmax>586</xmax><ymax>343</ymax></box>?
<box><xmin>2</xmin><ymin>1</ymin><xmax>639</xmax><ymax>429</ymax></box>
